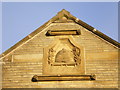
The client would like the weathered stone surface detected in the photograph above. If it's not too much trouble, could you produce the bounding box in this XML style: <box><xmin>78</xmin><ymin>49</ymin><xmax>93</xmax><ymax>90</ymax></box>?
<box><xmin>1</xmin><ymin>9</ymin><xmax>119</xmax><ymax>88</ymax></box>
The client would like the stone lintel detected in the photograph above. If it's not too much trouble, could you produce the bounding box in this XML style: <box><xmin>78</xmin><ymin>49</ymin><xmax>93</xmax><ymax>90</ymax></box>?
<box><xmin>32</xmin><ymin>75</ymin><xmax>95</xmax><ymax>82</ymax></box>
<box><xmin>46</xmin><ymin>30</ymin><xmax>81</xmax><ymax>36</ymax></box>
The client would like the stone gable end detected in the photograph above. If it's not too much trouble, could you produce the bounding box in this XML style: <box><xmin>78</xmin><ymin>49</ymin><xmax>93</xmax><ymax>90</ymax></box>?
<box><xmin>1</xmin><ymin>9</ymin><xmax>119</xmax><ymax>88</ymax></box>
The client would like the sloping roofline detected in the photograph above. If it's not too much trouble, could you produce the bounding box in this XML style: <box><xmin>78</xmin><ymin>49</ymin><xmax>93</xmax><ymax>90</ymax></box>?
<box><xmin>0</xmin><ymin>9</ymin><xmax>120</xmax><ymax>58</ymax></box>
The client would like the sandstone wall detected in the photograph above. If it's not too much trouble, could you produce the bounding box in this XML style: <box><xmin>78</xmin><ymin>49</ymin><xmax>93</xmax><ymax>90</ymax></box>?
<box><xmin>2</xmin><ymin>23</ymin><xmax>119</xmax><ymax>88</ymax></box>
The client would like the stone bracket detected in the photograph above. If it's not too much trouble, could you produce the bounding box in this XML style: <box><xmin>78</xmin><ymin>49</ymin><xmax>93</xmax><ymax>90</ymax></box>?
<box><xmin>32</xmin><ymin>75</ymin><xmax>95</xmax><ymax>82</ymax></box>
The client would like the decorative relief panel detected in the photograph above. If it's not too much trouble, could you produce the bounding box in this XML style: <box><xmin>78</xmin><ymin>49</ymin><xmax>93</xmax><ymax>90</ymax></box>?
<box><xmin>48</xmin><ymin>46</ymin><xmax>81</xmax><ymax>66</ymax></box>
<box><xmin>43</xmin><ymin>36</ymin><xmax>85</xmax><ymax>75</ymax></box>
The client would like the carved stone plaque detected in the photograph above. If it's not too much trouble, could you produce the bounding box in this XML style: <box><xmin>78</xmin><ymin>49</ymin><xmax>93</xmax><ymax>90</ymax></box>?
<box><xmin>43</xmin><ymin>36</ymin><xmax>85</xmax><ymax>75</ymax></box>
